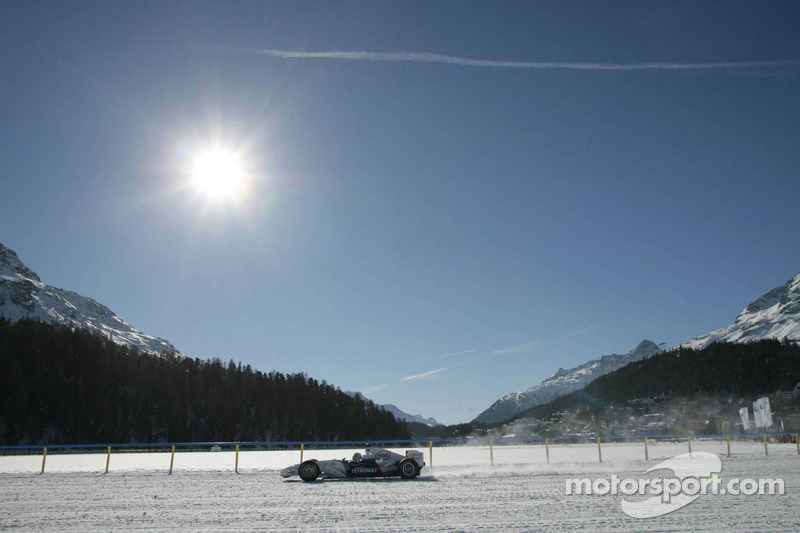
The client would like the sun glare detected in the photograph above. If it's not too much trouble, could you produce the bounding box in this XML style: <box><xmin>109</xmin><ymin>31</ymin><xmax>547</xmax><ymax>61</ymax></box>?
<box><xmin>190</xmin><ymin>148</ymin><xmax>248</xmax><ymax>201</ymax></box>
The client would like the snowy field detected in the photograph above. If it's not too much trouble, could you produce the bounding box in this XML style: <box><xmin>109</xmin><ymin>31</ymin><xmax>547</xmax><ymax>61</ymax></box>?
<box><xmin>1</xmin><ymin>441</ymin><xmax>797</xmax><ymax>531</ymax></box>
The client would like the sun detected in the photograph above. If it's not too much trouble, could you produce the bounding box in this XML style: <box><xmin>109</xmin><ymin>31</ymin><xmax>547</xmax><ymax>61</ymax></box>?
<box><xmin>189</xmin><ymin>147</ymin><xmax>248</xmax><ymax>201</ymax></box>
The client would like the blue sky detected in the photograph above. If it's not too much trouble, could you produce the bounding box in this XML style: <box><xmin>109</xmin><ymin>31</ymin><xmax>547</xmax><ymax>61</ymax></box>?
<box><xmin>2</xmin><ymin>1</ymin><xmax>799</xmax><ymax>424</ymax></box>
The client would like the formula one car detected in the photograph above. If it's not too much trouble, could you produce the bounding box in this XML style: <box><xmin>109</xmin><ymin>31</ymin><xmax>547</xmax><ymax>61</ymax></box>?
<box><xmin>280</xmin><ymin>447</ymin><xmax>425</xmax><ymax>481</ymax></box>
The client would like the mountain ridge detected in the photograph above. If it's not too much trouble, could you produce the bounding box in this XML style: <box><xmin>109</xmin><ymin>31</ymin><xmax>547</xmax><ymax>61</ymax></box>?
<box><xmin>682</xmin><ymin>273</ymin><xmax>800</xmax><ymax>349</ymax></box>
<box><xmin>344</xmin><ymin>391</ymin><xmax>441</xmax><ymax>427</ymax></box>
<box><xmin>381</xmin><ymin>404</ymin><xmax>442</xmax><ymax>427</ymax></box>
<box><xmin>0</xmin><ymin>243</ymin><xmax>179</xmax><ymax>356</ymax></box>
<box><xmin>473</xmin><ymin>340</ymin><xmax>663</xmax><ymax>424</ymax></box>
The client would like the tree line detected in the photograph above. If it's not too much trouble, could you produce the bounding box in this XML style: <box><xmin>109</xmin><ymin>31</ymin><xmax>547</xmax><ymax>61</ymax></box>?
<box><xmin>0</xmin><ymin>319</ymin><xmax>410</xmax><ymax>445</ymax></box>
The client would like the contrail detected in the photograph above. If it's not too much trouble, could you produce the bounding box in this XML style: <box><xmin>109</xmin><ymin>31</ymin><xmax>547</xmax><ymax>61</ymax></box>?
<box><xmin>490</xmin><ymin>324</ymin><xmax>601</xmax><ymax>356</ymax></box>
<box><xmin>361</xmin><ymin>383</ymin><xmax>391</xmax><ymax>394</ymax></box>
<box><xmin>207</xmin><ymin>46</ymin><xmax>800</xmax><ymax>71</ymax></box>
<box><xmin>401</xmin><ymin>366</ymin><xmax>449</xmax><ymax>382</ymax></box>
<box><xmin>428</xmin><ymin>349</ymin><xmax>478</xmax><ymax>360</ymax></box>
<box><xmin>563</xmin><ymin>324</ymin><xmax>602</xmax><ymax>338</ymax></box>
<box><xmin>491</xmin><ymin>339</ymin><xmax>543</xmax><ymax>356</ymax></box>
<box><xmin>401</xmin><ymin>354</ymin><xmax>481</xmax><ymax>383</ymax></box>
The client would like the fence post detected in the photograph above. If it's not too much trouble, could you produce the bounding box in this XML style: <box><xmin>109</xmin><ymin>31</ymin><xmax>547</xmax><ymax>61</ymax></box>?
<box><xmin>644</xmin><ymin>438</ymin><xmax>649</xmax><ymax>461</ymax></box>
<box><xmin>763</xmin><ymin>433</ymin><xmax>769</xmax><ymax>457</ymax></box>
<box><xmin>545</xmin><ymin>439</ymin><xmax>550</xmax><ymax>464</ymax></box>
<box><xmin>300</xmin><ymin>443</ymin><xmax>304</xmax><ymax>463</ymax></box>
<box><xmin>489</xmin><ymin>440</ymin><xmax>494</xmax><ymax>466</ymax></box>
<box><xmin>687</xmin><ymin>437</ymin><xmax>692</xmax><ymax>458</ymax></box>
<box><xmin>597</xmin><ymin>437</ymin><xmax>602</xmax><ymax>463</ymax></box>
<box><xmin>429</xmin><ymin>441</ymin><xmax>433</xmax><ymax>468</ymax></box>
<box><xmin>726</xmin><ymin>435</ymin><xmax>731</xmax><ymax>458</ymax></box>
<box><xmin>105</xmin><ymin>446</ymin><xmax>112</xmax><ymax>474</ymax></box>
<box><xmin>235</xmin><ymin>444</ymin><xmax>240</xmax><ymax>474</ymax></box>
<box><xmin>40</xmin><ymin>447</ymin><xmax>47</xmax><ymax>475</ymax></box>
<box><xmin>169</xmin><ymin>445</ymin><xmax>176</xmax><ymax>475</ymax></box>
<box><xmin>796</xmin><ymin>434</ymin><xmax>799</xmax><ymax>456</ymax></box>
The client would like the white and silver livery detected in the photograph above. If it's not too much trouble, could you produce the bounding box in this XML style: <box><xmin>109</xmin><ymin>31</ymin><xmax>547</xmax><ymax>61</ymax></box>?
<box><xmin>280</xmin><ymin>447</ymin><xmax>425</xmax><ymax>481</ymax></box>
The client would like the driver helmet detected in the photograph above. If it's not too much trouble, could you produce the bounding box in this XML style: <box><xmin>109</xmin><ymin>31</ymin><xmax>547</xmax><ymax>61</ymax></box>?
<box><xmin>352</xmin><ymin>452</ymin><xmax>362</xmax><ymax>461</ymax></box>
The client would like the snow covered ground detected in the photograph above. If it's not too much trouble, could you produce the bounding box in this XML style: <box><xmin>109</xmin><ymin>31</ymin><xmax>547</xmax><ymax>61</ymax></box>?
<box><xmin>1</xmin><ymin>441</ymin><xmax>797</xmax><ymax>531</ymax></box>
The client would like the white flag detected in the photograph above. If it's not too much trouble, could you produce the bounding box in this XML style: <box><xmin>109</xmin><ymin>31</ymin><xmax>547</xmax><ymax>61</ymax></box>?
<box><xmin>753</xmin><ymin>397</ymin><xmax>773</xmax><ymax>428</ymax></box>
<box><xmin>753</xmin><ymin>399</ymin><xmax>762</xmax><ymax>427</ymax></box>
<box><xmin>739</xmin><ymin>407</ymin><xmax>751</xmax><ymax>431</ymax></box>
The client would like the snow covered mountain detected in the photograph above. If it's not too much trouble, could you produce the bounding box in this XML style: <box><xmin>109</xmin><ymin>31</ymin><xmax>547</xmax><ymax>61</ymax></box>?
<box><xmin>381</xmin><ymin>404</ymin><xmax>442</xmax><ymax>427</ymax></box>
<box><xmin>473</xmin><ymin>340</ymin><xmax>662</xmax><ymax>424</ymax></box>
<box><xmin>682</xmin><ymin>273</ymin><xmax>800</xmax><ymax>350</ymax></box>
<box><xmin>0</xmin><ymin>243</ymin><xmax>179</xmax><ymax>356</ymax></box>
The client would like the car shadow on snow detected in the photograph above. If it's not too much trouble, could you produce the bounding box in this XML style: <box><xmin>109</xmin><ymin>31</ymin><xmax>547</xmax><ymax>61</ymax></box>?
<box><xmin>281</xmin><ymin>476</ymin><xmax>438</xmax><ymax>484</ymax></box>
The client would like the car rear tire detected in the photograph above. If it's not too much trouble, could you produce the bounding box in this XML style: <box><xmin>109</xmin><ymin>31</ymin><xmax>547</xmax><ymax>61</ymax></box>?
<box><xmin>299</xmin><ymin>460</ymin><xmax>320</xmax><ymax>481</ymax></box>
<box><xmin>398</xmin><ymin>459</ymin><xmax>420</xmax><ymax>479</ymax></box>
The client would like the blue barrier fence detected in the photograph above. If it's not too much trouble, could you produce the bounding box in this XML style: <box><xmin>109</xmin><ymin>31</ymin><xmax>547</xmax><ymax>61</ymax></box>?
<box><xmin>1</xmin><ymin>432</ymin><xmax>797</xmax><ymax>474</ymax></box>
<box><xmin>0</xmin><ymin>431</ymin><xmax>797</xmax><ymax>454</ymax></box>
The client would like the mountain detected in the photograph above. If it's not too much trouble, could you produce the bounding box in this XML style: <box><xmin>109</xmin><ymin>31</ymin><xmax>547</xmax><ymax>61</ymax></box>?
<box><xmin>473</xmin><ymin>340</ymin><xmax>662</xmax><ymax>424</ymax></box>
<box><xmin>0</xmin><ymin>243</ymin><xmax>179</xmax><ymax>356</ymax></box>
<box><xmin>508</xmin><ymin>339</ymin><xmax>800</xmax><ymax>434</ymax></box>
<box><xmin>682</xmin><ymin>273</ymin><xmax>800</xmax><ymax>350</ymax></box>
<box><xmin>344</xmin><ymin>391</ymin><xmax>441</xmax><ymax>427</ymax></box>
<box><xmin>381</xmin><ymin>404</ymin><xmax>442</xmax><ymax>427</ymax></box>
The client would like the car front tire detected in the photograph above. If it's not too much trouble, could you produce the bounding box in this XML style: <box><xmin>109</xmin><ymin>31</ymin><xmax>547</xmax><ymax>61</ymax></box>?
<box><xmin>398</xmin><ymin>459</ymin><xmax>420</xmax><ymax>479</ymax></box>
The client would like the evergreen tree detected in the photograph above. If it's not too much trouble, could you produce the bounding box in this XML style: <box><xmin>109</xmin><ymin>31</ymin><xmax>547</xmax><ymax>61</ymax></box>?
<box><xmin>0</xmin><ymin>319</ymin><xmax>410</xmax><ymax>445</ymax></box>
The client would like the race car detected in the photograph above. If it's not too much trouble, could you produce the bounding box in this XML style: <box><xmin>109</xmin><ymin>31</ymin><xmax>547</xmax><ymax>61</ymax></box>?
<box><xmin>280</xmin><ymin>447</ymin><xmax>425</xmax><ymax>481</ymax></box>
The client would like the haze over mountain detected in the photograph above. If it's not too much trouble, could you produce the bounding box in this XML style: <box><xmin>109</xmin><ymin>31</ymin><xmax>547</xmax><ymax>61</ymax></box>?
<box><xmin>473</xmin><ymin>340</ymin><xmax>663</xmax><ymax>424</ymax></box>
<box><xmin>0</xmin><ymin>243</ymin><xmax>178</xmax><ymax>356</ymax></box>
<box><xmin>682</xmin><ymin>273</ymin><xmax>800</xmax><ymax>350</ymax></box>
